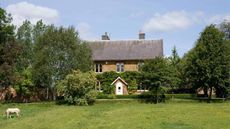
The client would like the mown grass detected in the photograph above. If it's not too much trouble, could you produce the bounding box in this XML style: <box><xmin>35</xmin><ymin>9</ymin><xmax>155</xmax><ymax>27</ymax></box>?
<box><xmin>0</xmin><ymin>100</ymin><xmax>230</xmax><ymax>129</ymax></box>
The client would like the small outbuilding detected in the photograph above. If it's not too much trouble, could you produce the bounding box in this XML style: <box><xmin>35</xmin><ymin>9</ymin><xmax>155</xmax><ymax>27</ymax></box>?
<box><xmin>111</xmin><ymin>77</ymin><xmax>128</xmax><ymax>95</ymax></box>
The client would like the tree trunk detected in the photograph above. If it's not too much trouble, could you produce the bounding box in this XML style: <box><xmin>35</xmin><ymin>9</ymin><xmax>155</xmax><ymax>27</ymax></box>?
<box><xmin>46</xmin><ymin>87</ymin><xmax>49</xmax><ymax>100</ymax></box>
<box><xmin>208</xmin><ymin>87</ymin><xmax>213</xmax><ymax>103</ymax></box>
<box><xmin>171</xmin><ymin>86</ymin><xmax>174</xmax><ymax>99</ymax></box>
<box><xmin>204</xmin><ymin>87</ymin><xmax>208</xmax><ymax>97</ymax></box>
<box><xmin>53</xmin><ymin>87</ymin><xmax>56</xmax><ymax>101</ymax></box>
<box><xmin>156</xmin><ymin>87</ymin><xmax>158</xmax><ymax>104</ymax></box>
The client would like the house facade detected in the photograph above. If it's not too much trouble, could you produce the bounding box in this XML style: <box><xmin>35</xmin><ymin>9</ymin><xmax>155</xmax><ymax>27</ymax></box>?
<box><xmin>88</xmin><ymin>32</ymin><xmax>163</xmax><ymax>95</ymax></box>
<box><xmin>88</xmin><ymin>32</ymin><xmax>163</xmax><ymax>73</ymax></box>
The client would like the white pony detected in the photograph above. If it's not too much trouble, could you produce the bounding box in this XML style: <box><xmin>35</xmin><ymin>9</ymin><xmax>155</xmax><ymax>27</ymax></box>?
<box><xmin>5</xmin><ymin>108</ymin><xmax>20</xmax><ymax>118</ymax></box>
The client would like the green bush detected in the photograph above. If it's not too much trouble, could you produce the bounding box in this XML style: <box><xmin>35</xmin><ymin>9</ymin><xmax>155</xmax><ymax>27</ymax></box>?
<box><xmin>165</xmin><ymin>94</ymin><xmax>196</xmax><ymax>99</ymax></box>
<box><xmin>56</xmin><ymin>70</ymin><xmax>97</xmax><ymax>105</ymax></box>
<box><xmin>115</xmin><ymin>95</ymin><xmax>138</xmax><ymax>99</ymax></box>
<box><xmin>138</xmin><ymin>92</ymin><xmax>166</xmax><ymax>103</ymax></box>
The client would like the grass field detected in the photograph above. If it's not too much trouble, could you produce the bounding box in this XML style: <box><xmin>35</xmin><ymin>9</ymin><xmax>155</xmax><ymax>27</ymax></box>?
<box><xmin>0</xmin><ymin>100</ymin><xmax>230</xmax><ymax>129</ymax></box>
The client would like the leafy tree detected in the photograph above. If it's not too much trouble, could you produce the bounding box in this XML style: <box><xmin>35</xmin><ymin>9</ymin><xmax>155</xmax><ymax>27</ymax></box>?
<box><xmin>0</xmin><ymin>8</ymin><xmax>20</xmax><ymax>89</ymax></box>
<box><xmin>219</xmin><ymin>20</ymin><xmax>230</xmax><ymax>40</ymax></box>
<box><xmin>56</xmin><ymin>70</ymin><xmax>97</xmax><ymax>105</ymax></box>
<box><xmin>141</xmin><ymin>57</ymin><xmax>169</xmax><ymax>103</ymax></box>
<box><xmin>217</xmin><ymin>21</ymin><xmax>230</xmax><ymax>97</ymax></box>
<box><xmin>32</xmin><ymin>25</ymin><xmax>93</xmax><ymax>100</ymax></box>
<box><xmin>15</xmin><ymin>67</ymin><xmax>34</xmax><ymax>102</ymax></box>
<box><xmin>32</xmin><ymin>20</ymin><xmax>47</xmax><ymax>43</ymax></box>
<box><xmin>168</xmin><ymin>46</ymin><xmax>181</xmax><ymax>93</ymax></box>
<box><xmin>184</xmin><ymin>25</ymin><xmax>229</xmax><ymax>101</ymax></box>
<box><xmin>16</xmin><ymin>20</ymin><xmax>34</xmax><ymax>72</ymax></box>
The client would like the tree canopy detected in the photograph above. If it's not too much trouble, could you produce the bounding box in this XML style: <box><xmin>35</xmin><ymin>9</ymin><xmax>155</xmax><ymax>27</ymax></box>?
<box><xmin>184</xmin><ymin>25</ymin><xmax>229</xmax><ymax>101</ymax></box>
<box><xmin>32</xmin><ymin>25</ymin><xmax>93</xmax><ymax>100</ymax></box>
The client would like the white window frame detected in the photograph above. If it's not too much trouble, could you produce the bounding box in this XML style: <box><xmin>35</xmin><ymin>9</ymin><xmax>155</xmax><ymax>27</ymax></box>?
<box><xmin>95</xmin><ymin>64</ymin><xmax>102</xmax><ymax>73</ymax></box>
<box><xmin>116</xmin><ymin>62</ymin><xmax>124</xmax><ymax>72</ymax></box>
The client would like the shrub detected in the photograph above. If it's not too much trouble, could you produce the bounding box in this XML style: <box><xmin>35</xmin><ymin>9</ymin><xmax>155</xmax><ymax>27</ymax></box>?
<box><xmin>56</xmin><ymin>70</ymin><xmax>97</xmax><ymax>105</ymax></box>
<box><xmin>138</xmin><ymin>92</ymin><xmax>166</xmax><ymax>103</ymax></box>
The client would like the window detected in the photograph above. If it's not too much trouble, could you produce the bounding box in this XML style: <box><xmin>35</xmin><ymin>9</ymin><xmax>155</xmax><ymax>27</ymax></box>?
<box><xmin>95</xmin><ymin>64</ymin><xmax>102</xmax><ymax>73</ymax></box>
<box><xmin>116</xmin><ymin>63</ymin><xmax>124</xmax><ymax>72</ymax></box>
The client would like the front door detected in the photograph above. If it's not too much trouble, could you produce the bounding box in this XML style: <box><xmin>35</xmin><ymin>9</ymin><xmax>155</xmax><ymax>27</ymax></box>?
<box><xmin>116</xmin><ymin>82</ymin><xmax>123</xmax><ymax>95</ymax></box>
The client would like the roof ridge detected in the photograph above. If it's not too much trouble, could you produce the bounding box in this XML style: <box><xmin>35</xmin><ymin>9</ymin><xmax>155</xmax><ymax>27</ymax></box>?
<box><xmin>85</xmin><ymin>39</ymin><xmax>163</xmax><ymax>42</ymax></box>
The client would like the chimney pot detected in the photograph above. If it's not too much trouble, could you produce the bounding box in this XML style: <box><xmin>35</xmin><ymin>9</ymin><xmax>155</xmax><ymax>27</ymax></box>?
<box><xmin>102</xmin><ymin>32</ymin><xmax>110</xmax><ymax>40</ymax></box>
<box><xmin>139</xmin><ymin>32</ymin><xmax>145</xmax><ymax>39</ymax></box>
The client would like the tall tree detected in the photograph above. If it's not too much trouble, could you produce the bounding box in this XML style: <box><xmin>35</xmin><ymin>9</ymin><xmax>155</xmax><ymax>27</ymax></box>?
<box><xmin>168</xmin><ymin>46</ymin><xmax>181</xmax><ymax>93</ymax></box>
<box><xmin>184</xmin><ymin>25</ymin><xmax>228</xmax><ymax>102</ymax></box>
<box><xmin>32</xmin><ymin>20</ymin><xmax>47</xmax><ymax>43</ymax></box>
<box><xmin>217</xmin><ymin>21</ymin><xmax>230</xmax><ymax>97</ymax></box>
<box><xmin>16</xmin><ymin>20</ymin><xmax>33</xmax><ymax>72</ymax></box>
<box><xmin>32</xmin><ymin>25</ymin><xmax>93</xmax><ymax>100</ymax></box>
<box><xmin>0</xmin><ymin>8</ymin><xmax>20</xmax><ymax>89</ymax></box>
<box><xmin>219</xmin><ymin>20</ymin><xmax>230</xmax><ymax>40</ymax></box>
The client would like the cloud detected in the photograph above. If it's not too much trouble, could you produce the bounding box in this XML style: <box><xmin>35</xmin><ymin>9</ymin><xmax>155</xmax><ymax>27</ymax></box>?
<box><xmin>207</xmin><ymin>14</ymin><xmax>230</xmax><ymax>24</ymax></box>
<box><xmin>142</xmin><ymin>11</ymin><xmax>203</xmax><ymax>32</ymax></box>
<box><xmin>76</xmin><ymin>22</ymin><xmax>97</xmax><ymax>40</ymax></box>
<box><xmin>6</xmin><ymin>1</ymin><xmax>59</xmax><ymax>26</ymax></box>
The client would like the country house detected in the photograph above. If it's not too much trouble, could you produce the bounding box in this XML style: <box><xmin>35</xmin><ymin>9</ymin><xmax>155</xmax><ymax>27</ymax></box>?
<box><xmin>88</xmin><ymin>32</ymin><xmax>163</xmax><ymax>95</ymax></box>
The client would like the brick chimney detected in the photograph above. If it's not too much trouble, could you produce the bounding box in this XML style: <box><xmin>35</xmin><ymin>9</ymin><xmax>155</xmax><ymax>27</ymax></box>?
<box><xmin>102</xmin><ymin>32</ymin><xmax>110</xmax><ymax>40</ymax></box>
<box><xmin>139</xmin><ymin>32</ymin><xmax>145</xmax><ymax>40</ymax></box>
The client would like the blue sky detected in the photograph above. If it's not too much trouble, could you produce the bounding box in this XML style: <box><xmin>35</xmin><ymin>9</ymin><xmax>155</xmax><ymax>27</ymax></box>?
<box><xmin>1</xmin><ymin>0</ymin><xmax>230</xmax><ymax>56</ymax></box>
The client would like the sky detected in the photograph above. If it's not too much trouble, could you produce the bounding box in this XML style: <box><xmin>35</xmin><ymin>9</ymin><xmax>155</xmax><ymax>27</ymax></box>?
<box><xmin>1</xmin><ymin>0</ymin><xmax>230</xmax><ymax>56</ymax></box>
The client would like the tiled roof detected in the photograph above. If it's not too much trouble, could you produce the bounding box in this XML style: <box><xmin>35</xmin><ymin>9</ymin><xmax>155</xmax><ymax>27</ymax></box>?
<box><xmin>87</xmin><ymin>39</ymin><xmax>163</xmax><ymax>61</ymax></box>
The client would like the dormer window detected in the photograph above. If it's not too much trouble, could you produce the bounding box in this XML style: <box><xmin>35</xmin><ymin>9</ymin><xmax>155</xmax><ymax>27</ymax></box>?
<box><xmin>95</xmin><ymin>64</ymin><xmax>102</xmax><ymax>73</ymax></box>
<box><xmin>116</xmin><ymin>62</ymin><xmax>124</xmax><ymax>72</ymax></box>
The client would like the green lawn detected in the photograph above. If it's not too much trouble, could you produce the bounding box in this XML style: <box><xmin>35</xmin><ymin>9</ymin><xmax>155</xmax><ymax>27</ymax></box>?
<box><xmin>0</xmin><ymin>100</ymin><xmax>230</xmax><ymax>129</ymax></box>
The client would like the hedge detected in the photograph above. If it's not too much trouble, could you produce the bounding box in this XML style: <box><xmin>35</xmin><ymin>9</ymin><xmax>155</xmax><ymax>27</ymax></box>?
<box><xmin>96</xmin><ymin>93</ymin><xmax>196</xmax><ymax>100</ymax></box>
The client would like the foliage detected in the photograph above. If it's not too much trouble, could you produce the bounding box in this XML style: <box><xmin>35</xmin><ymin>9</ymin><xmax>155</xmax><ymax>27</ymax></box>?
<box><xmin>218</xmin><ymin>21</ymin><xmax>230</xmax><ymax>97</ymax></box>
<box><xmin>138</xmin><ymin>92</ymin><xmax>166</xmax><ymax>103</ymax></box>
<box><xmin>140</xmin><ymin>57</ymin><xmax>170</xmax><ymax>103</ymax></box>
<box><xmin>16</xmin><ymin>20</ymin><xmax>34</xmax><ymax>72</ymax></box>
<box><xmin>56</xmin><ymin>70</ymin><xmax>97</xmax><ymax>105</ymax></box>
<box><xmin>219</xmin><ymin>20</ymin><xmax>230</xmax><ymax>40</ymax></box>
<box><xmin>184</xmin><ymin>25</ymin><xmax>229</xmax><ymax>101</ymax></box>
<box><xmin>96</xmin><ymin>71</ymin><xmax>141</xmax><ymax>94</ymax></box>
<box><xmin>32</xmin><ymin>25</ymin><xmax>93</xmax><ymax>100</ymax></box>
<box><xmin>15</xmin><ymin>67</ymin><xmax>34</xmax><ymax>102</ymax></box>
<box><xmin>0</xmin><ymin>8</ymin><xmax>20</xmax><ymax>89</ymax></box>
<box><xmin>96</xmin><ymin>71</ymin><xmax>118</xmax><ymax>94</ymax></box>
<box><xmin>167</xmin><ymin>46</ymin><xmax>182</xmax><ymax>92</ymax></box>
<box><xmin>120</xmin><ymin>71</ymin><xmax>141</xmax><ymax>92</ymax></box>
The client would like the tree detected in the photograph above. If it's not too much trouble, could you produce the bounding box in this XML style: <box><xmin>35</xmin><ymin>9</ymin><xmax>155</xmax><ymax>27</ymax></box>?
<box><xmin>32</xmin><ymin>25</ymin><xmax>93</xmax><ymax>100</ymax></box>
<box><xmin>219</xmin><ymin>20</ymin><xmax>230</xmax><ymax>40</ymax></box>
<box><xmin>168</xmin><ymin>46</ymin><xmax>181</xmax><ymax>94</ymax></box>
<box><xmin>56</xmin><ymin>70</ymin><xmax>97</xmax><ymax>105</ymax></box>
<box><xmin>15</xmin><ymin>67</ymin><xmax>34</xmax><ymax>102</ymax></box>
<box><xmin>141</xmin><ymin>57</ymin><xmax>169</xmax><ymax>103</ymax></box>
<box><xmin>16</xmin><ymin>20</ymin><xmax>34</xmax><ymax>72</ymax></box>
<box><xmin>0</xmin><ymin>8</ymin><xmax>20</xmax><ymax>89</ymax></box>
<box><xmin>217</xmin><ymin>21</ymin><xmax>230</xmax><ymax>97</ymax></box>
<box><xmin>184</xmin><ymin>25</ymin><xmax>228</xmax><ymax>102</ymax></box>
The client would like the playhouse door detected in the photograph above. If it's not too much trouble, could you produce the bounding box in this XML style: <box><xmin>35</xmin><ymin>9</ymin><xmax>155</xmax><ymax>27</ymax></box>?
<box><xmin>116</xmin><ymin>82</ymin><xmax>123</xmax><ymax>95</ymax></box>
